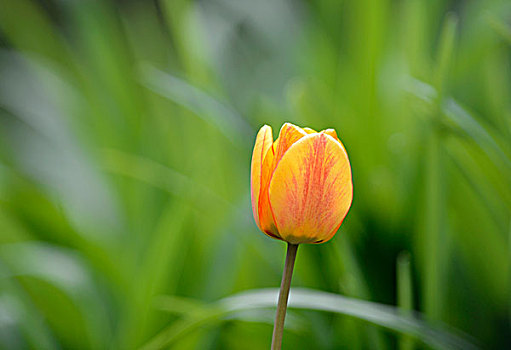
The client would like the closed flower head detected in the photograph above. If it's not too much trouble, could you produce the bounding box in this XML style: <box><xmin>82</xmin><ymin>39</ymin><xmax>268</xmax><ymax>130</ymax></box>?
<box><xmin>250</xmin><ymin>123</ymin><xmax>353</xmax><ymax>244</ymax></box>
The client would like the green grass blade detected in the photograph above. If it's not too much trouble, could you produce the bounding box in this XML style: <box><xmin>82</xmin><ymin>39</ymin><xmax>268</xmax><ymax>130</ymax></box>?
<box><xmin>486</xmin><ymin>13</ymin><xmax>511</xmax><ymax>45</ymax></box>
<box><xmin>0</xmin><ymin>242</ymin><xmax>111</xmax><ymax>349</ymax></box>
<box><xmin>147</xmin><ymin>288</ymin><xmax>478</xmax><ymax>350</ymax></box>
<box><xmin>397</xmin><ymin>252</ymin><xmax>415</xmax><ymax>350</ymax></box>
<box><xmin>405</xmin><ymin>77</ymin><xmax>511</xmax><ymax>173</ymax></box>
<box><xmin>140</xmin><ymin>65</ymin><xmax>253</xmax><ymax>146</ymax></box>
<box><xmin>101</xmin><ymin>148</ymin><xmax>230</xmax><ymax>208</ymax></box>
<box><xmin>424</xmin><ymin>11</ymin><xmax>457</xmax><ymax>323</ymax></box>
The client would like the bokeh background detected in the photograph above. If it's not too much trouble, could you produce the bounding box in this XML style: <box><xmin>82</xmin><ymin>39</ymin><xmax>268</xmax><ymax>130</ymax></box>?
<box><xmin>0</xmin><ymin>0</ymin><xmax>510</xmax><ymax>349</ymax></box>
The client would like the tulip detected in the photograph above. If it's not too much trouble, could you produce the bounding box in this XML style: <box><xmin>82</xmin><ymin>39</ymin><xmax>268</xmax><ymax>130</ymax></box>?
<box><xmin>251</xmin><ymin>122</ymin><xmax>353</xmax><ymax>244</ymax></box>
<box><xmin>250</xmin><ymin>122</ymin><xmax>353</xmax><ymax>350</ymax></box>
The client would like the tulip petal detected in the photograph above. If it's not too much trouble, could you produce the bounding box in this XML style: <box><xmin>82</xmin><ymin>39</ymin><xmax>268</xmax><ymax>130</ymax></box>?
<box><xmin>303</xmin><ymin>127</ymin><xmax>317</xmax><ymax>134</ymax></box>
<box><xmin>268</xmin><ymin>132</ymin><xmax>353</xmax><ymax>244</ymax></box>
<box><xmin>274</xmin><ymin>123</ymin><xmax>308</xmax><ymax>163</ymax></box>
<box><xmin>322</xmin><ymin>128</ymin><xmax>339</xmax><ymax>141</ymax></box>
<box><xmin>250</xmin><ymin>125</ymin><xmax>273</xmax><ymax>230</ymax></box>
<box><xmin>258</xmin><ymin>145</ymin><xmax>279</xmax><ymax>238</ymax></box>
<box><xmin>258</xmin><ymin>123</ymin><xmax>307</xmax><ymax>238</ymax></box>
<box><xmin>322</xmin><ymin>128</ymin><xmax>347</xmax><ymax>153</ymax></box>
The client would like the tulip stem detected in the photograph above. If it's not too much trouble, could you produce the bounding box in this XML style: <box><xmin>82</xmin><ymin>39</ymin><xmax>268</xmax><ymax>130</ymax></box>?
<box><xmin>271</xmin><ymin>243</ymin><xmax>299</xmax><ymax>350</ymax></box>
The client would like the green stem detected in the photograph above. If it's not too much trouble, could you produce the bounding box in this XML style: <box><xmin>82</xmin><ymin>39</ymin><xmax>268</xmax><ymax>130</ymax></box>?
<box><xmin>271</xmin><ymin>243</ymin><xmax>299</xmax><ymax>350</ymax></box>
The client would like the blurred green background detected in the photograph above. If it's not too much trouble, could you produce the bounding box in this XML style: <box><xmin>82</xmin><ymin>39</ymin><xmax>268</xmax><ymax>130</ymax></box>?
<box><xmin>0</xmin><ymin>0</ymin><xmax>510</xmax><ymax>349</ymax></box>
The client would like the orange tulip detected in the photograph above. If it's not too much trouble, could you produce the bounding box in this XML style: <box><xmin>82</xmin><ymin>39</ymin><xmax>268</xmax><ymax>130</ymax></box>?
<box><xmin>250</xmin><ymin>122</ymin><xmax>353</xmax><ymax>244</ymax></box>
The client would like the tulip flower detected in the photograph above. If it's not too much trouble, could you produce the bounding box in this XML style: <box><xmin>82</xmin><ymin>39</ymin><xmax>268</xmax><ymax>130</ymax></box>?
<box><xmin>251</xmin><ymin>122</ymin><xmax>353</xmax><ymax>244</ymax></box>
<box><xmin>250</xmin><ymin>122</ymin><xmax>353</xmax><ymax>350</ymax></box>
